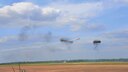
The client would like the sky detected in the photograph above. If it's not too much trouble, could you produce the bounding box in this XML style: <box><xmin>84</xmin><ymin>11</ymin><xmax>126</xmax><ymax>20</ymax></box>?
<box><xmin>0</xmin><ymin>0</ymin><xmax>128</xmax><ymax>63</ymax></box>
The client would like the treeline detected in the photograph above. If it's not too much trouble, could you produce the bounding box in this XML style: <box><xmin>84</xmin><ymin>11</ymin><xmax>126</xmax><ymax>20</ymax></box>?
<box><xmin>1</xmin><ymin>58</ymin><xmax>128</xmax><ymax>65</ymax></box>
<box><xmin>66</xmin><ymin>58</ymin><xmax>128</xmax><ymax>62</ymax></box>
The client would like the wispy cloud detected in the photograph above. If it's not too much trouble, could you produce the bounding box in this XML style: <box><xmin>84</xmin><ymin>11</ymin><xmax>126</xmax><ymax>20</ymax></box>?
<box><xmin>0</xmin><ymin>0</ymin><xmax>128</xmax><ymax>63</ymax></box>
<box><xmin>0</xmin><ymin>2</ymin><xmax>61</xmax><ymax>27</ymax></box>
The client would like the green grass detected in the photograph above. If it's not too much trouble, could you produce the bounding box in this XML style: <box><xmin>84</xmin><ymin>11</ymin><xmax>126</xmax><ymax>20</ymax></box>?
<box><xmin>1</xmin><ymin>62</ymin><xmax>128</xmax><ymax>66</ymax></box>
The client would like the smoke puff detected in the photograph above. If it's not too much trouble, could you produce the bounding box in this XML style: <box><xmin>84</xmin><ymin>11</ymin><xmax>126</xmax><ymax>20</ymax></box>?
<box><xmin>43</xmin><ymin>32</ymin><xmax>52</xmax><ymax>42</ymax></box>
<box><xmin>19</xmin><ymin>26</ymin><xmax>31</xmax><ymax>41</ymax></box>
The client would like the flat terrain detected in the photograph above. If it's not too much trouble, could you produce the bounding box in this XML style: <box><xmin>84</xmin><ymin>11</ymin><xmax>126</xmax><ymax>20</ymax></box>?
<box><xmin>0</xmin><ymin>63</ymin><xmax>128</xmax><ymax>72</ymax></box>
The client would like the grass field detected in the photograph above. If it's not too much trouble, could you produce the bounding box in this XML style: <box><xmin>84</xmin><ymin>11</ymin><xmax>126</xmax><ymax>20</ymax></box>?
<box><xmin>0</xmin><ymin>62</ymin><xmax>128</xmax><ymax>72</ymax></box>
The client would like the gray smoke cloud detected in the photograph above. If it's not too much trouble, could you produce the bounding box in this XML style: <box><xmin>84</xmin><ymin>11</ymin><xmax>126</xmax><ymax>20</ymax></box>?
<box><xmin>19</xmin><ymin>26</ymin><xmax>31</xmax><ymax>41</ymax></box>
<box><xmin>60</xmin><ymin>37</ymin><xmax>80</xmax><ymax>49</ymax></box>
<box><xmin>43</xmin><ymin>31</ymin><xmax>53</xmax><ymax>42</ymax></box>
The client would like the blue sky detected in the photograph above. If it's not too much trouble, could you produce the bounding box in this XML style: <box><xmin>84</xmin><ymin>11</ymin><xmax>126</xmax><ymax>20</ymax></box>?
<box><xmin>0</xmin><ymin>0</ymin><xmax>128</xmax><ymax>63</ymax></box>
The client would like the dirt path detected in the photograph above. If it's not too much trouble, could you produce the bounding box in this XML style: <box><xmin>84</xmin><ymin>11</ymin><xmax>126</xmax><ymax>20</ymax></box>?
<box><xmin>0</xmin><ymin>64</ymin><xmax>128</xmax><ymax>72</ymax></box>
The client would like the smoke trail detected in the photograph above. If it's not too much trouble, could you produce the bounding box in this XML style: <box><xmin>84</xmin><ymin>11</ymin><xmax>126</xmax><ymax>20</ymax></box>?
<box><xmin>43</xmin><ymin>31</ymin><xmax>52</xmax><ymax>42</ymax></box>
<box><xmin>19</xmin><ymin>9</ymin><xmax>32</xmax><ymax>41</ymax></box>
<box><xmin>60</xmin><ymin>37</ymin><xmax>80</xmax><ymax>49</ymax></box>
<box><xmin>60</xmin><ymin>38</ymin><xmax>73</xmax><ymax>49</ymax></box>
<box><xmin>19</xmin><ymin>26</ymin><xmax>31</xmax><ymax>41</ymax></box>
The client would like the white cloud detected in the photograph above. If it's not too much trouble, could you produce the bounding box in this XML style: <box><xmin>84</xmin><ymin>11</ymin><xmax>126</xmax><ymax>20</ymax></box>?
<box><xmin>0</xmin><ymin>2</ymin><xmax>61</xmax><ymax>27</ymax></box>
<box><xmin>114</xmin><ymin>0</ymin><xmax>128</xmax><ymax>4</ymax></box>
<box><xmin>48</xmin><ymin>1</ymin><xmax>104</xmax><ymax>31</ymax></box>
<box><xmin>0</xmin><ymin>36</ymin><xmax>17</xmax><ymax>43</ymax></box>
<box><xmin>101</xmin><ymin>0</ymin><xmax>128</xmax><ymax>9</ymax></box>
<box><xmin>0</xmin><ymin>1</ymin><xmax>104</xmax><ymax>29</ymax></box>
<box><xmin>103</xmin><ymin>30</ymin><xmax>128</xmax><ymax>41</ymax></box>
<box><xmin>0</xmin><ymin>0</ymin><xmax>128</xmax><ymax>63</ymax></box>
<box><xmin>0</xmin><ymin>1</ymin><xmax>127</xmax><ymax>29</ymax></box>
